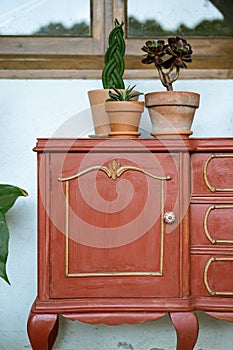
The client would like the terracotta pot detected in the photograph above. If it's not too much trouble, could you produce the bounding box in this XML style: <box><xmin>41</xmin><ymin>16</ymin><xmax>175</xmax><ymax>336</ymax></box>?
<box><xmin>145</xmin><ymin>91</ymin><xmax>200</xmax><ymax>138</ymax></box>
<box><xmin>88</xmin><ymin>89</ymin><xmax>140</xmax><ymax>136</ymax></box>
<box><xmin>105</xmin><ymin>101</ymin><xmax>144</xmax><ymax>138</ymax></box>
<box><xmin>88</xmin><ymin>89</ymin><xmax>111</xmax><ymax>135</ymax></box>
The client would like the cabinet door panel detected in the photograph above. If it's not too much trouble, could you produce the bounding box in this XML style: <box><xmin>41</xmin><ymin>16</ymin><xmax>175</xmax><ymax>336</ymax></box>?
<box><xmin>49</xmin><ymin>152</ymin><xmax>181</xmax><ymax>298</ymax></box>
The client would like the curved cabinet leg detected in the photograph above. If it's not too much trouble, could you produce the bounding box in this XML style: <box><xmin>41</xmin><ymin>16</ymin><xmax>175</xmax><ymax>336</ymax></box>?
<box><xmin>169</xmin><ymin>312</ymin><xmax>199</xmax><ymax>350</ymax></box>
<box><xmin>27</xmin><ymin>312</ymin><xmax>59</xmax><ymax>350</ymax></box>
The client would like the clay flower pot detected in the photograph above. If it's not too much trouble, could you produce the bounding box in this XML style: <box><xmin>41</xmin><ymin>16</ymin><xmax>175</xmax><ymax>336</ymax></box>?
<box><xmin>105</xmin><ymin>101</ymin><xmax>144</xmax><ymax>138</ymax></box>
<box><xmin>88</xmin><ymin>89</ymin><xmax>140</xmax><ymax>136</ymax></box>
<box><xmin>145</xmin><ymin>91</ymin><xmax>200</xmax><ymax>138</ymax></box>
<box><xmin>88</xmin><ymin>89</ymin><xmax>111</xmax><ymax>136</ymax></box>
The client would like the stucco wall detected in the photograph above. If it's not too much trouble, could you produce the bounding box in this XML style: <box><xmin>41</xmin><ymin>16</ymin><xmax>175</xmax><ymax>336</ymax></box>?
<box><xmin>0</xmin><ymin>79</ymin><xmax>232</xmax><ymax>349</ymax></box>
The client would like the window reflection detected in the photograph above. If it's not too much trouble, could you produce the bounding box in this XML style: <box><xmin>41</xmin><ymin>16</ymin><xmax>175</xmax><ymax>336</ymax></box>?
<box><xmin>127</xmin><ymin>0</ymin><xmax>233</xmax><ymax>37</ymax></box>
<box><xmin>0</xmin><ymin>0</ymin><xmax>91</xmax><ymax>36</ymax></box>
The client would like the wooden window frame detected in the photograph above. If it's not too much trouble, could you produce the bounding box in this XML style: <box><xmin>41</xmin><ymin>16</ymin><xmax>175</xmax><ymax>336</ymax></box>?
<box><xmin>0</xmin><ymin>0</ymin><xmax>232</xmax><ymax>79</ymax></box>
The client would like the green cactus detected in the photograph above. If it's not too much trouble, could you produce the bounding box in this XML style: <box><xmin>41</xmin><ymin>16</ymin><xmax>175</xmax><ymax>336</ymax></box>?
<box><xmin>106</xmin><ymin>85</ymin><xmax>143</xmax><ymax>101</ymax></box>
<box><xmin>102</xmin><ymin>19</ymin><xmax>125</xmax><ymax>89</ymax></box>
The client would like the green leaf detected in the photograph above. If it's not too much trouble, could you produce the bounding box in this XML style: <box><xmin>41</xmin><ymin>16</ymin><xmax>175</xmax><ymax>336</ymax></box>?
<box><xmin>0</xmin><ymin>211</ymin><xmax>10</xmax><ymax>284</ymax></box>
<box><xmin>0</xmin><ymin>184</ymin><xmax>28</xmax><ymax>214</ymax></box>
<box><xmin>0</xmin><ymin>184</ymin><xmax>28</xmax><ymax>284</ymax></box>
<box><xmin>126</xmin><ymin>84</ymin><xmax>136</xmax><ymax>94</ymax></box>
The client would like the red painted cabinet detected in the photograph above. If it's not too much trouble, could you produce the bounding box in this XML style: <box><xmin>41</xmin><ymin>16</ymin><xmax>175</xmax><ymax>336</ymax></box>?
<box><xmin>28</xmin><ymin>138</ymin><xmax>233</xmax><ymax>350</ymax></box>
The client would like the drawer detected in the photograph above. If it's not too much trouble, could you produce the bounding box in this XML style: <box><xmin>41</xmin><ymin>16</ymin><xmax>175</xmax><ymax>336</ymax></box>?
<box><xmin>192</xmin><ymin>153</ymin><xmax>233</xmax><ymax>196</ymax></box>
<box><xmin>191</xmin><ymin>255</ymin><xmax>233</xmax><ymax>296</ymax></box>
<box><xmin>191</xmin><ymin>204</ymin><xmax>233</xmax><ymax>245</ymax></box>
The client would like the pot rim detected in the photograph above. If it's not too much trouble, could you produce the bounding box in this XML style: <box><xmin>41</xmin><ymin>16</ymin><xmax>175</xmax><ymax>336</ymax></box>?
<box><xmin>105</xmin><ymin>100</ymin><xmax>144</xmax><ymax>112</ymax></box>
<box><xmin>145</xmin><ymin>90</ymin><xmax>200</xmax><ymax>108</ymax></box>
<box><xmin>145</xmin><ymin>90</ymin><xmax>200</xmax><ymax>97</ymax></box>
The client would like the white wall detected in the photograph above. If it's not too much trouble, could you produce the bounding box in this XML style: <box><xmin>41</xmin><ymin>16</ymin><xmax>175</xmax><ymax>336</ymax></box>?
<box><xmin>0</xmin><ymin>79</ymin><xmax>232</xmax><ymax>350</ymax></box>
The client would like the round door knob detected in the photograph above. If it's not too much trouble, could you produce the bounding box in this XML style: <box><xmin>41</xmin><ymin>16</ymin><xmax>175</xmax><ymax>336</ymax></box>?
<box><xmin>164</xmin><ymin>211</ymin><xmax>176</xmax><ymax>224</ymax></box>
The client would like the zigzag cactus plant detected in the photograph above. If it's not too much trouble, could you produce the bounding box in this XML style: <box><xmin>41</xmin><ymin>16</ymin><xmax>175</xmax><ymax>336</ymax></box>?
<box><xmin>102</xmin><ymin>19</ymin><xmax>125</xmax><ymax>89</ymax></box>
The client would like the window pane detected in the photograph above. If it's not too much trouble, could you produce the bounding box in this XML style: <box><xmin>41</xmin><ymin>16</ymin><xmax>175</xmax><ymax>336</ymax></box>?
<box><xmin>0</xmin><ymin>0</ymin><xmax>91</xmax><ymax>36</ymax></box>
<box><xmin>127</xmin><ymin>0</ymin><xmax>233</xmax><ymax>37</ymax></box>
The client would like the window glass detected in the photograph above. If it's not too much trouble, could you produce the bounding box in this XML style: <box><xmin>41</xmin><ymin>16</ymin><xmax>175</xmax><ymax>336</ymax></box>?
<box><xmin>127</xmin><ymin>0</ymin><xmax>233</xmax><ymax>37</ymax></box>
<box><xmin>0</xmin><ymin>0</ymin><xmax>91</xmax><ymax>36</ymax></box>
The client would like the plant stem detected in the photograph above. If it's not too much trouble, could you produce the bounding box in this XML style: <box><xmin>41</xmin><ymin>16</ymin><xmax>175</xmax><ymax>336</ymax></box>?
<box><xmin>157</xmin><ymin>65</ymin><xmax>180</xmax><ymax>91</ymax></box>
<box><xmin>158</xmin><ymin>67</ymin><xmax>173</xmax><ymax>91</ymax></box>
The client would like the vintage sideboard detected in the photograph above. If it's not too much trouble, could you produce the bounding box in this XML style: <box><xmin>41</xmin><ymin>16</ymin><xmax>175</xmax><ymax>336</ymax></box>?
<box><xmin>27</xmin><ymin>137</ymin><xmax>233</xmax><ymax>349</ymax></box>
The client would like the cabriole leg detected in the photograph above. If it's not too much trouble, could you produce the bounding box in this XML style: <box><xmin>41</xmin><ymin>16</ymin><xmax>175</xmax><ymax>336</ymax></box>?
<box><xmin>27</xmin><ymin>312</ymin><xmax>59</xmax><ymax>350</ymax></box>
<box><xmin>169</xmin><ymin>311</ymin><xmax>199</xmax><ymax>350</ymax></box>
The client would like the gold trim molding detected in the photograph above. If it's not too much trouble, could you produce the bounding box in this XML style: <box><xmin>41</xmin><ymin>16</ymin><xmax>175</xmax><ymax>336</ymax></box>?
<box><xmin>58</xmin><ymin>160</ymin><xmax>171</xmax><ymax>182</ymax></box>
<box><xmin>203</xmin><ymin>154</ymin><xmax>233</xmax><ymax>192</ymax></box>
<box><xmin>204</xmin><ymin>257</ymin><xmax>233</xmax><ymax>296</ymax></box>
<box><xmin>58</xmin><ymin>160</ymin><xmax>171</xmax><ymax>278</ymax></box>
<box><xmin>204</xmin><ymin>205</ymin><xmax>233</xmax><ymax>244</ymax></box>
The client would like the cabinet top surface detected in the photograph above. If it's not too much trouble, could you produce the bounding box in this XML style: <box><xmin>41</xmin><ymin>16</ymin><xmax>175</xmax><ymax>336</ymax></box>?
<box><xmin>34</xmin><ymin>137</ymin><xmax>233</xmax><ymax>153</ymax></box>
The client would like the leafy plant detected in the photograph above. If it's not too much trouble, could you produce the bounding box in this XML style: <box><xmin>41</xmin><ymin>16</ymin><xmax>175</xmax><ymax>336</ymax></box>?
<box><xmin>106</xmin><ymin>85</ymin><xmax>143</xmax><ymax>102</ymax></box>
<box><xmin>0</xmin><ymin>184</ymin><xmax>28</xmax><ymax>284</ymax></box>
<box><xmin>141</xmin><ymin>36</ymin><xmax>193</xmax><ymax>91</ymax></box>
<box><xmin>102</xmin><ymin>19</ymin><xmax>125</xmax><ymax>89</ymax></box>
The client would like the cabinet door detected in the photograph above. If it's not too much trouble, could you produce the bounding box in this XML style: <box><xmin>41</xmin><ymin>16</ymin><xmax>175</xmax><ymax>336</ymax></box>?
<box><xmin>49</xmin><ymin>151</ymin><xmax>181</xmax><ymax>298</ymax></box>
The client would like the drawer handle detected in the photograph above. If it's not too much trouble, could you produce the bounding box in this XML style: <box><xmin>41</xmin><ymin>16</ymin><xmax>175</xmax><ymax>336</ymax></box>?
<box><xmin>164</xmin><ymin>212</ymin><xmax>176</xmax><ymax>224</ymax></box>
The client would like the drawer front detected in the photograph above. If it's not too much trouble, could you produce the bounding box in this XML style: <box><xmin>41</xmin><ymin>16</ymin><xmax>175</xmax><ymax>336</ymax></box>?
<box><xmin>191</xmin><ymin>204</ymin><xmax>233</xmax><ymax>245</ymax></box>
<box><xmin>192</xmin><ymin>153</ymin><xmax>233</xmax><ymax>196</ymax></box>
<box><xmin>191</xmin><ymin>255</ymin><xmax>233</xmax><ymax>296</ymax></box>
<box><xmin>49</xmin><ymin>151</ymin><xmax>181</xmax><ymax>298</ymax></box>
